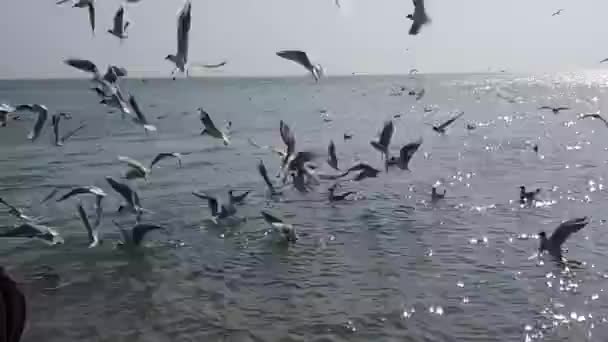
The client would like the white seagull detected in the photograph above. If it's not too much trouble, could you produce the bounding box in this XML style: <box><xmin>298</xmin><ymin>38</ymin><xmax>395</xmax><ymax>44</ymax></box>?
<box><xmin>118</xmin><ymin>156</ymin><xmax>150</xmax><ymax>180</ymax></box>
<box><xmin>165</xmin><ymin>0</ymin><xmax>192</xmax><ymax>78</ymax></box>
<box><xmin>199</xmin><ymin>108</ymin><xmax>230</xmax><ymax>145</ymax></box>
<box><xmin>108</xmin><ymin>5</ymin><xmax>129</xmax><ymax>40</ymax></box>
<box><xmin>276</xmin><ymin>50</ymin><xmax>323</xmax><ymax>82</ymax></box>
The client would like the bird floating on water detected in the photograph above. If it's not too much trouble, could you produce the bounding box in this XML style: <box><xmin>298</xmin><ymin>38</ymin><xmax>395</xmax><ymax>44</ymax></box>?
<box><xmin>519</xmin><ymin>186</ymin><xmax>540</xmax><ymax>204</ymax></box>
<box><xmin>261</xmin><ymin>211</ymin><xmax>297</xmax><ymax>243</ymax></box>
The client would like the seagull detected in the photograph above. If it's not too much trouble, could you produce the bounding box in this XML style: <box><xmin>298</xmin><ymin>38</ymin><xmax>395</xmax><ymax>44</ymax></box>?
<box><xmin>58</xmin><ymin>122</ymin><xmax>87</xmax><ymax>144</ymax></box>
<box><xmin>370</xmin><ymin>120</ymin><xmax>394</xmax><ymax>161</ymax></box>
<box><xmin>386</xmin><ymin>138</ymin><xmax>422</xmax><ymax>170</ymax></box>
<box><xmin>539</xmin><ymin>217</ymin><xmax>589</xmax><ymax>260</ymax></box>
<box><xmin>105</xmin><ymin>177</ymin><xmax>144</xmax><ymax>218</ymax></box>
<box><xmin>601</xmin><ymin>58</ymin><xmax>608</xmax><ymax>63</ymax></box>
<box><xmin>552</xmin><ymin>9</ymin><xmax>564</xmax><ymax>16</ymax></box>
<box><xmin>197</xmin><ymin>61</ymin><xmax>227</xmax><ymax>69</ymax></box>
<box><xmin>430</xmin><ymin>111</ymin><xmax>464</xmax><ymax>134</ymax></box>
<box><xmin>56</xmin><ymin>186</ymin><xmax>106</xmax><ymax>226</ymax></box>
<box><xmin>64</xmin><ymin>59</ymin><xmax>126</xmax><ymax>105</ymax></box>
<box><xmin>76</xmin><ymin>203</ymin><xmax>101</xmax><ymax>247</ymax></box>
<box><xmin>150</xmin><ymin>152</ymin><xmax>184</xmax><ymax>168</ymax></box>
<box><xmin>199</xmin><ymin>108</ymin><xmax>230</xmax><ymax>145</ymax></box>
<box><xmin>0</xmin><ymin>104</ymin><xmax>16</xmax><ymax>127</ymax></box>
<box><xmin>578</xmin><ymin>113</ymin><xmax>608</xmax><ymax>127</ymax></box>
<box><xmin>407</xmin><ymin>0</ymin><xmax>430</xmax><ymax>35</ymax></box>
<box><xmin>118</xmin><ymin>156</ymin><xmax>150</xmax><ymax>180</ymax></box>
<box><xmin>40</xmin><ymin>189</ymin><xmax>59</xmax><ymax>204</ymax></box>
<box><xmin>431</xmin><ymin>187</ymin><xmax>446</xmax><ymax>201</ymax></box>
<box><xmin>328</xmin><ymin>183</ymin><xmax>355</xmax><ymax>202</ymax></box>
<box><xmin>165</xmin><ymin>0</ymin><xmax>192</xmax><ymax>77</ymax></box>
<box><xmin>276</xmin><ymin>50</ymin><xmax>323</xmax><ymax>82</ymax></box>
<box><xmin>0</xmin><ymin>197</ymin><xmax>37</xmax><ymax>222</ymax></box>
<box><xmin>108</xmin><ymin>5</ymin><xmax>129</xmax><ymax>40</ymax></box>
<box><xmin>0</xmin><ymin>223</ymin><xmax>63</xmax><ymax>245</ymax></box>
<box><xmin>519</xmin><ymin>186</ymin><xmax>540</xmax><ymax>204</ymax></box>
<box><xmin>279</xmin><ymin>120</ymin><xmax>296</xmax><ymax>170</ymax></box>
<box><xmin>539</xmin><ymin>106</ymin><xmax>569</xmax><ymax>115</ymax></box>
<box><xmin>343</xmin><ymin>133</ymin><xmax>353</xmax><ymax>140</ymax></box>
<box><xmin>57</xmin><ymin>0</ymin><xmax>95</xmax><ymax>35</ymax></box>
<box><xmin>51</xmin><ymin>112</ymin><xmax>72</xmax><ymax>146</ymax></box>
<box><xmin>334</xmin><ymin>0</ymin><xmax>341</xmax><ymax>8</ymax></box>
<box><xmin>128</xmin><ymin>95</ymin><xmax>157</xmax><ymax>132</ymax></box>
<box><xmin>327</xmin><ymin>140</ymin><xmax>339</xmax><ymax>170</ymax></box>
<box><xmin>229</xmin><ymin>190</ymin><xmax>250</xmax><ymax>204</ymax></box>
<box><xmin>340</xmin><ymin>163</ymin><xmax>381</xmax><ymax>182</ymax></box>
<box><xmin>15</xmin><ymin>104</ymin><xmax>49</xmax><ymax>141</ymax></box>
<box><xmin>258</xmin><ymin>160</ymin><xmax>280</xmax><ymax>195</ymax></box>
<box><xmin>112</xmin><ymin>221</ymin><xmax>164</xmax><ymax>247</ymax></box>
<box><xmin>192</xmin><ymin>192</ymin><xmax>237</xmax><ymax>224</ymax></box>
<box><xmin>261</xmin><ymin>211</ymin><xmax>297</xmax><ymax>243</ymax></box>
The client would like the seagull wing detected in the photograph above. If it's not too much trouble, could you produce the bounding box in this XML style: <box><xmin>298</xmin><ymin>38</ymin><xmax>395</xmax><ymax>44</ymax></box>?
<box><xmin>131</xmin><ymin>224</ymin><xmax>163</xmax><ymax>246</ymax></box>
<box><xmin>399</xmin><ymin>138</ymin><xmax>423</xmax><ymax>170</ymax></box>
<box><xmin>199</xmin><ymin>109</ymin><xmax>221</xmax><ymax>134</ymax></box>
<box><xmin>378</xmin><ymin>120</ymin><xmax>394</xmax><ymax>148</ymax></box>
<box><xmin>64</xmin><ymin>58</ymin><xmax>99</xmax><ymax>75</ymax></box>
<box><xmin>280</xmin><ymin>120</ymin><xmax>296</xmax><ymax>155</ymax></box>
<box><xmin>57</xmin><ymin>187</ymin><xmax>90</xmax><ymax>202</ymax></box>
<box><xmin>60</xmin><ymin>122</ymin><xmax>86</xmax><ymax>143</ymax></box>
<box><xmin>150</xmin><ymin>153</ymin><xmax>171</xmax><ymax>168</ymax></box>
<box><xmin>601</xmin><ymin>58</ymin><xmax>608</xmax><ymax>63</ymax></box>
<box><xmin>549</xmin><ymin>217</ymin><xmax>589</xmax><ymax>249</ymax></box>
<box><xmin>87</xmin><ymin>3</ymin><xmax>96</xmax><ymax>34</ymax></box>
<box><xmin>327</xmin><ymin>140</ymin><xmax>339</xmax><ymax>170</ymax></box>
<box><xmin>113</xmin><ymin>6</ymin><xmax>124</xmax><ymax>33</ymax></box>
<box><xmin>118</xmin><ymin>155</ymin><xmax>149</xmax><ymax>175</ymax></box>
<box><xmin>276</xmin><ymin>50</ymin><xmax>314</xmax><ymax>71</ymax></box>
<box><xmin>76</xmin><ymin>203</ymin><xmax>97</xmax><ymax>246</ymax></box>
<box><xmin>258</xmin><ymin>160</ymin><xmax>276</xmax><ymax>191</ymax></box>
<box><xmin>437</xmin><ymin>112</ymin><xmax>464</xmax><ymax>131</ymax></box>
<box><xmin>128</xmin><ymin>95</ymin><xmax>150</xmax><ymax>126</ymax></box>
<box><xmin>538</xmin><ymin>106</ymin><xmax>552</xmax><ymax>110</ymax></box>
<box><xmin>200</xmin><ymin>61</ymin><xmax>227</xmax><ymax>68</ymax></box>
<box><xmin>27</xmin><ymin>106</ymin><xmax>48</xmax><ymax>141</ymax></box>
<box><xmin>177</xmin><ymin>1</ymin><xmax>192</xmax><ymax>60</ymax></box>
<box><xmin>555</xmin><ymin>107</ymin><xmax>570</xmax><ymax>111</ymax></box>
<box><xmin>192</xmin><ymin>192</ymin><xmax>219</xmax><ymax>217</ymax></box>
<box><xmin>106</xmin><ymin>177</ymin><xmax>135</xmax><ymax>207</ymax></box>
<box><xmin>261</xmin><ymin>211</ymin><xmax>283</xmax><ymax>225</ymax></box>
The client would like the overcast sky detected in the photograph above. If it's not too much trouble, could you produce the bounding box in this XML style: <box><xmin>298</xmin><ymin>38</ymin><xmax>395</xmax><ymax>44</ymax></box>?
<box><xmin>1</xmin><ymin>0</ymin><xmax>606</xmax><ymax>79</ymax></box>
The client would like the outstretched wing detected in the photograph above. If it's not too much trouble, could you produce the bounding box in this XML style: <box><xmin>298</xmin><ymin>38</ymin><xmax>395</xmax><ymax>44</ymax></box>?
<box><xmin>177</xmin><ymin>1</ymin><xmax>192</xmax><ymax>60</ymax></box>
<box><xmin>192</xmin><ymin>192</ymin><xmax>219</xmax><ymax>217</ymax></box>
<box><xmin>549</xmin><ymin>217</ymin><xmax>589</xmax><ymax>248</ymax></box>
<box><xmin>261</xmin><ymin>211</ymin><xmax>283</xmax><ymax>225</ymax></box>
<box><xmin>276</xmin><ymin>50</ymin><xmax>314</xmax><ymax>70</ymax></box>
<box><xmin>437</xmin><ymin>112</ymin><xmax>464</xmax><ymax>131</ymax></box>
<box><xmin>113</xmin><ymin>6</ymin><xmax>125</xmax><ymax>32</ymax></box>
<box><xmin>64</xmin><ymin>58</ymin><xmax>99</xmax><ymax>75</ymax></box>
<box><xmin>257</xmin><ymin>160</ymin><xmax>275</xmax><ymax>191</ymax></box>
<box><xmin>132</xmin><ymin>224</ymin><xmax>163</xmax><ymax>246</ymax></box>
<box><xmin>378</xmin><ymin>120</ymin><xmax>394</xmax><ymax>148</ymax></box>
<box><xmin>279</xmin><ymin>120</ymin><xmax>296</xmax><ymax>155</ymax></box>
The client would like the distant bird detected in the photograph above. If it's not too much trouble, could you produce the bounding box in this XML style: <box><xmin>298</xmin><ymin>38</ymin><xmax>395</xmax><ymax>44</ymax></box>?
<box><xmin>466</xmin><ymin>123</ymin><xmax>477</xmax><ymax>130</ymax></box>
<box><xmin>57</xmin><ymin>0</ymin><xmax>96</xmax><ymax>35</ymax></box>
<box><xmin>192</xmin><ymin>192</ymin><xmax>237</xmax><ymax>224</ymax></box>
<box><xmin>601</xmin><ymin>58</ymin><xmax>608</xmax><ymax>63</ymax></box>
<box><xmin>327</xmin><ymin>140</ymin><xmax>339</xmax><ymax>170</ymax></box>
<box><xmin>539</xmin><ymin>106</ymin><xmax>569</xmax><ymax>115</ymax></box>
<box><xmin>519</xmin><ymin>186</ymin><xmax>540</xmax><ymax>204</ymax></box>
<box><xmin>0</xmin><ymin>103</ymin><xmax>16</xmax><ymax>127</ymax></box>
<box><xmin>343</xmin><ymin>133</ymin><xmax>353</xmax><ymax>140</ymax></box>
<box><xmin>76</xmin><ymin>203</ymin><xmax>101</xmax><ymax>247</ymax></box>
<box><xmin>258</xmin><ymin>160</ymin><xmax>280</xmax><ymax>195</ymax></box>
<box><xmin>150</xmin><ymin>152</ymin><xmax>184</xmax><ymax>168</ymax></box>
<box><xmin>0</xmin><ymin>197</ymin><xmax>36</xmax><ymax>222</ymax></box>
<box><xmin>328</xmin><ymin>183</ymin><xmax>355</xmax><ymax>202</ymax></box>
<box><xmin>199</xmin><ymin>109</ymin><xmax>229</xmax><ymax>145</ymax></box>
<box><xmin>386</xmin><ymin>138</ymin><xmax>422</xmax><ymax>170</ymax></box>
<box><xmin>0</xmin><ymin>223</ymin><xmax>63</xmax><ymax>245</ymax></box>
<box><xmin>552</xmin><ymin>9</ymin><xmax>564</xmax><ymax>16</ymax></box>
<box><xmin>128</xmin><ymin>95</ymin><xmax>157</xmax><ymax>132</ymax></box>
<box><xmin>261</xmin><ymin>211</ymin><xmax>297</xmax><ymax>243</ymax></box>
<box><xmin>578</xmin><ymin>113</ymin><xmax>608</xmax><ymax>127</ymax></box>
<box><xmin>431</xmin><ymin>187</ymin><xmax>446</xmax><ymax>201</ymax></box>
<box><xmin>118</xmin><ymin>155</ymin><xmax>150</xmax><ymax>180</ymax></box>
<box><xmin>15</xmin><ymin>104</ymin><xmax>49</xmax><ymax>141</ymax></box>
<box><xmin>430</xmin><ymin>111</ymin><xmax>464</xmax><ymax>134</ymax></box>
<box><xmin>341</xmin><ymin>163</ymin><xmax>381</xmax><ymax>182</ymax></box>
<box><xmin>165</xmin><ymin>0</ymin><xmax>191</xmax><ymax>77</ymax></box>
<box><xmin>276</xmin><ymin>50</ymin><xmax>323</xmax><ymax>82</ymax></box>
<box><xmin>407</xmin><ymin>0</ymin><xmax>430</xmax><ymax>35</ymax></box>
<box><xmin>539</xmin><ymin>217</ymin><xmax>589</xmax><ymax>260</ymax></box>
<box><xmin>198</xmin><ymin>61</ymin><xmax>227</xmax><ymax>69</ymax></box>
<box><xmin>370</xmin><ymin>120</ymin><xmax>394</xmax><ymax>161</ymax></box>
<box><xmin>229</xmin><ymin>190</ymin><xmax>250</xmax><ymax>204</ymax></box>
<box><xmin>0</xmin><ymin>266</ymin><xmax>26</xmax><ymax>342</ymax></box>
<box><xmin>105</xmin><ymin>177</ymin><xmax>144</xmax><ymax>218</ymax></box>
<box><xmin>112</xmin><ymin>221</ymin><xmax>164</xmax><ymax>247</ymax></box>
<box><xmin>108</xmin><ymin>5</ymin><xmax>129</xmax><ymax>40</ymax></box>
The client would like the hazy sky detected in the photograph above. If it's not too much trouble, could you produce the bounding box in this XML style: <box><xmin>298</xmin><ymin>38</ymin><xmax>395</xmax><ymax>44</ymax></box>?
<box><xmin>1</xmin><ymin>0</ymin><xmax>607</xmax><ymax>79</ymax></box>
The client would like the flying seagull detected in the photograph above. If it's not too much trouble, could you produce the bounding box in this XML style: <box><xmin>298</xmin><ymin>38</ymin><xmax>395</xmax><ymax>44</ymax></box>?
<box><xmin>552</xmin><ymin>9</ymin><xmax>564</xmax><ymax>16</ymax></box>
<box><xmin>539</xmin><ymin>217</ymin><xmax>589</xmax><ymax>260</ymax></box>
<box><xmin>370</xmin><ymin>120</ymin><xmax>394</xmax><ymax>162</ymax></box>
<box><xmin>198</xmin><ymin>61</ymin><xmax>228</xmax><ymax>69</ymax></box>
<box><xmin>76</xmin><ymin>203</ymin><xmax>101</xmax><ymax>247</ymax></box>
<box><xmin>0</xmin><ymin>223</ymin><xmax>63</xmax><ymax>245</ymax></box>
<box><xmin>539</xmin><ymin>106</ymin><xmax>569</xmax><ymax>115</ymax></box>
<box><xmin>192</xmin><ymin>192</ymin><xmax>237</xmax><ymax>224</ymax></box>
<box><xmin>276</xmin><ymin>50</ymin><xmax>323</xmax><ymax>82</ymax></box>
<box><xmin>519</xmin><ymin>186</ymin><xmax>540</xmax><ymax>204</ymax></box>
<box><xmin>578</xmin><ymin>113</ymin><xmax>608</xmax><ymax>127</ymax></box>
<box><xmin>229</xmin><ymin>190</ymin><xmax>250</xmax><ymax>204</ymax></box>
<box><xmin>327</xmin><ymin>140</ymin><xmax>339</xmax><ymax>170</ymax></box>
<box><xmin>407</xmin><ymin>0</ymin><xmax>430</xmax><ymax>35</ymax></box>
<box><xmin>340</xmin><ymin>163</ymin><xmax>381</xmax><ymax>182</ymax></box>
<box><xmin>328</xmin><ymin>183</ymin><xmax>355</xmax><ymax>202</ymax></box>
<box><xmin>108</xmin><ymin>5</ymin><xmax>129</xmax><ymax>40</ymax></box>
<box><xmin>56</xmin><ymin>186</ymin><xmax>106</xmax><ymax>226</ymax></box>
<box><xmin>199</xmin><ymin>108</ymin><xmax>230</xmax><ymax>145</ymax></box>
<box><xmin>150</xmin><ymin>152</ymin><xmax>184</xmax><ymax>168</ymax></box>
<box><xmin>15</xmin><ymin>104</ymin><xmax>49</xmax><ymax>141</ymax></box>
<box><xmin>57</xmin><ymin>0</ymin><xmax>96</xmax><ymax>35</ymax></box>
<box><xmin>118</xmin><ymin>156</ymin><xmax>150</xmax><ymax>180</ymax></box>
<box><xmin>386</xmin><ymin>138</ymin><xmax>423</xmax><ymax>170</ymax></box>
<box><xmin>105</xmin><ymin>177</ymin><xmax>144</xmax><ymax>218</ymax></box>
<box><xmin>261</xmin><ymin>211</ymin><xmax>297</xmax><ymax>243</ymax></box>
<box><xmin>165</xmin><ymin>0</ymin><xmax>192</xmax><ymax>77</ymax></box>
<box><xmin>112</xmin><ymin>221</ymin><xmax>164</xmax><ymax>247</ymax></box>
<box><xmin>128</xmin><ymin>95</ymin><xmax>157</xmax><ymax>132</ymax></box>
<box><xmin>430</xmin><ymin>111</ymin><xmax>464</xmax><ymax>134</ymax></box>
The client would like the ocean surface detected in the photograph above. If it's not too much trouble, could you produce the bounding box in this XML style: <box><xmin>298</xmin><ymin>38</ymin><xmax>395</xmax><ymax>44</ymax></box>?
<box><xmin>2</xmin><ymin>73</ymin><xmax>608</xmax><ymax>341</ymax></box>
